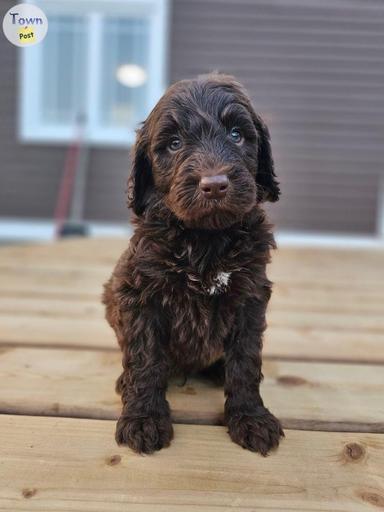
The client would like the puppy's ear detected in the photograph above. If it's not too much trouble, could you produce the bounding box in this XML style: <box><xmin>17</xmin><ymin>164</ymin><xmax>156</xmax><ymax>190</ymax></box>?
<box><xmin>127</xmin><ymin>126</ymin><xmax>154</xmax><ymax>215</ymax></box>
<box><xmin>253</xmin><ymin>114</ymin><xmax>280</xmax><ymax>203</ymax></box>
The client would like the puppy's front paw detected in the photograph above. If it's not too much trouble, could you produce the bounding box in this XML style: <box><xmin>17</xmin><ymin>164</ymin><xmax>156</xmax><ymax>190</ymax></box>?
<box><xmin>115</xmin><ymin>413</ymin><xmax>174</xmax><ymax>454</ymax></box>
<box><xmin>227</xmin><ymin>406</ymin><xmax>284</xmax><ymax>455</ymax></box>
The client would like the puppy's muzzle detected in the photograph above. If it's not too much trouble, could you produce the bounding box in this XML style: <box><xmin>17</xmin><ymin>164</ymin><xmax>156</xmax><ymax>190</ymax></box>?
<box><xmin>199</xmin><ymin>175</ymin><xmax>229</xmax><ymax>200</ymax></box>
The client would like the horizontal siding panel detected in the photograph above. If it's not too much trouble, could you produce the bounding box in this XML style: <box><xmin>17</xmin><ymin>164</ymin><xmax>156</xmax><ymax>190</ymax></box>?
<box><xmin>174</xmin><ymin>16</ymin><xmax>384</xmax><ymax>34</ymax></box>
<box><xmin>175</xmin><ymin>67</ymin><xmax>384</xmax><ymax>87</ymax></box>
<box><xmin>174</xmin><ymin>40</ymin><xmax>384</xmax><ymax>58</ymax></box>
<box><xmin>172</xmin><ymin>52</ymin><xmax>384</xmax><ymax>72</ymax></box>
<box><xmin>172</xmin><ymin>76</ymin><xmax>384</xmax><ymax>98</ymax></box>
<box><xmin>272</xmin><ymin>218</ymin><xmax>376</xmax><ymax>234</ymax></box>
<box><xmin>277</xmin><ymin>188</ymin><xmax>378</xmax><ymax>205</ymax></box>
<box><xmin>173</xmin><ymin>36</ymin><xmax>384</xmax><ymax>52</ymax></box>
<box><xmin>276</xmin><ymin>161</ymin><xmax>381</xmax><ymax>174</ymax></box>
<box><xmin>172</xmin><ymin>27</ymin><xmax>384</xmax><ymax>46</ymax></box>
<box><xmin>271</xmin><ymin>130</ymin><xmax>384</xmax><ymax>143</ymax></box>
<box><xmin>83</xmin><ymin>150</ymin><xmax>129</xmax><ymax>222</ymax></box>
<box><xmin>173</xmin><ymin>58</ymin><xmax>384</xmax><ymax>79</ymax></box>
<box><xmin>272</xmin><ymin>150</ymin><xmax>384</xmax><ymax>164</ymax></box>
<box><xmin>279</xmin><ymin>186</ymin><xmax>378</xmax><ymax>199</ymax></box>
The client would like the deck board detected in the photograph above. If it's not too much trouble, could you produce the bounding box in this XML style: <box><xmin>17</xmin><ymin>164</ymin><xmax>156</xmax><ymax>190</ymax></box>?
<box><xmin>1</xmin><ymin>240</ymin><xmax>383</xmax><ymax>362</ymax></box>
<box><xmin>1</xmin><ymin>311</ymin><xmax>384</xmax><ymax>362</ymax></box>
<box><xmin>1</xmin><ymin>415</ymin><xmax>383</xmax><ymax>512</ymax></box>
<box><xmin>0</xmin><ymin>347</ymin><xmax>383</xmax><ymax>431</ymax></box>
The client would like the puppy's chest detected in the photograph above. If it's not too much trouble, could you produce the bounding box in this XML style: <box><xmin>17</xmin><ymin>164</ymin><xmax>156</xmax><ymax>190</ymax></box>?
<box><xmin>171</xmin><ymin>244</ymin><xmax>236</xmax><ymax>297</ymax></box>
<box><xmin>169</xmin><ymin>240</ymin><xmax>252</xmax><ymax>299</ymax></box>
<box><xmin>154</xmin><ymin>232</ymin><xmax>261</xmax><ymax>300</ymax></box>
<box><xmin>188</xmin><ymin>268</ymin><xmax>232</xmax><ymax>296</ymax></box>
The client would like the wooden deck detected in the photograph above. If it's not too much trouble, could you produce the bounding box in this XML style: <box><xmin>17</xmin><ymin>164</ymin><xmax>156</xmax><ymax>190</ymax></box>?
<box><xmin>0</xmin><ymin>238</ymin><xmax>383</xmax><ymax>511</ymax></box>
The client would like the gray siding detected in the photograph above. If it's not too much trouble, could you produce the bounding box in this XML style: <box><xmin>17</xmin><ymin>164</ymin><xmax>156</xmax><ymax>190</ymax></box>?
<box><xmin>0</xmin><ymin>22</ymin><xmax>67</xmax><ymax>219</ymax></box>
<box><xmin>1</xmin><ymin>0</ymin><xmax>384</xmax><ymax>233</ymax></box>
<box><xmin>84</xmin><ymin>149</ymin><xmax>129</xmax><ymax>221</ymax></box>
<box><xmin>170</xmin><ymin>0</ymin><xmax>384</xmax><ymax>233</ymax></box>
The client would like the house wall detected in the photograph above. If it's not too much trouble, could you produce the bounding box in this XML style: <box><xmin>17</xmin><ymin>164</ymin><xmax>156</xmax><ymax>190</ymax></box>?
<box><xmin>1</xmin><ymin>0</ymin><xmax>384</xmax><ymax>234</ymax></box>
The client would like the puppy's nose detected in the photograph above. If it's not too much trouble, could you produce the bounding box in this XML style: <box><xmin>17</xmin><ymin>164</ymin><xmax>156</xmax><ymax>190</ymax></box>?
<box><xmin>199</xmin><ymin>175</ymin><xmax>229</xmax><ymax>199</ymax></box>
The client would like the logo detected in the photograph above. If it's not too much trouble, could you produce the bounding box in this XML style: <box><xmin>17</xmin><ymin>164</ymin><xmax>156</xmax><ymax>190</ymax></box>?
<box><xmin>3</xmin><ymin>3</ymin><xmax>48</xmax><ymax>47</ymax></box>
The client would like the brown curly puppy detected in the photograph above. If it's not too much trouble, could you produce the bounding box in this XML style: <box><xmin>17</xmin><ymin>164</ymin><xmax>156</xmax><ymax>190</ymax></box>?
<box><xmin>103</xmin><ymin>74</ymin><xmax>284</xmax><ymax>455</ymax></box>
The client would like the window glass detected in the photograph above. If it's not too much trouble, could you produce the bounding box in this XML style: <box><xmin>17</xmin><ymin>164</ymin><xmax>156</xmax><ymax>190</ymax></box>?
<box><xmin>40</xmin><ymin>16</ymin><xmax>87</xmax><ymax>125</ymax></box>
<box><xmin>100</xmin><ymin>17</ymin><xmax>150</xmax><ymax>128</ymax></box>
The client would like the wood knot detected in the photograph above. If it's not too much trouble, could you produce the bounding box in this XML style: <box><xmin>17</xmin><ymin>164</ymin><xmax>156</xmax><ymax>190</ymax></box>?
<box><xmin>344</xmin><ymin>443</ymin><xmax>365</xmax><ymax>461</ymax></box>
<box><xmin>277</xmin><ymin>375</ymin><xmax>307</xmax><ymax>386</ymax></box>
<box><xmin>51</xmin><ymin>402</ymin><xmax>60</xmax><ymax>414</ymax></box>
<box><xmin>106</xmin><ymin>454</ymin><xmax>121</xmax><ymax>466</ymax></box>
<box><xmin>359</xmin><ymin>491</ymin><xmax>384</xmax><ymax>508</ymax></box>
<box><xmin>182</xmin><ymin>386</ymin><xmax>197</xmax><ymax>395</ymax></box>
<box><xmin>22</xmin><ymin>488</ymin><xmax>37</xmax><ymax>499</ymax></box>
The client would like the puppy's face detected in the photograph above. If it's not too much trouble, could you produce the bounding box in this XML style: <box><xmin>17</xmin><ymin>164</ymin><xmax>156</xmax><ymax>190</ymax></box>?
<box><xmin>129</xmin><ymin>75</ymin><xmax>280</xmax><ymax>229</ymax></box>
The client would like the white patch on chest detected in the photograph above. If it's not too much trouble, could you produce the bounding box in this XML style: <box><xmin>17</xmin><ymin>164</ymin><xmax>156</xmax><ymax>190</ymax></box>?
<box><xmin>207</xmin><ymin>271</ymin><xmax>231</xmax><ymax>295</ymax></box>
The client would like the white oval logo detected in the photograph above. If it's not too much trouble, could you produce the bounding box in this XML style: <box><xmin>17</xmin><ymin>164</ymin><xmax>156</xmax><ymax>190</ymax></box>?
<box><xmin>3</xmin><ymin>3</ymin><xmax>48</xmax><ymax>47</ymax></box>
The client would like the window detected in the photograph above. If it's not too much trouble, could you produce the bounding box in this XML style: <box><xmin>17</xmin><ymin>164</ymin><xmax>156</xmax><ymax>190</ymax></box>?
<box><xmin>19</xmin><ymin>0</ymin><xmax>169</xmax><ymax>146</ymax></box>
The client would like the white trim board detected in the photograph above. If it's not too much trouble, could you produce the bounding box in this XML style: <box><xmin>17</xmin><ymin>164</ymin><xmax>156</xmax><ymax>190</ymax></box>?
<box><xmin>0</xmin><ymin>219</ymin><xmax>383</xmax><ymax>249</ymax></box>
<box><xmin>276</xmin><ymin>231</ymin><xmax>384</xmax><ymax>249</ymax></box>
<box><xmin>0</xmin><ymin>219</ymin><xmax>132</xmax><ymax>242</ymax></box>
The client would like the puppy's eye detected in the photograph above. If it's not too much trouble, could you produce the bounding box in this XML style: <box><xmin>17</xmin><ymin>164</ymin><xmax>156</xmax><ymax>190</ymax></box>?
<box><xmin>168</xmin><ymin>137</ymin><xmax>182</xmax><ymax>152</ymax></box>
<box><xmin>229</xmin><ymin>127</ymin><xmax>242</xmax><ymax>144</ymax></box>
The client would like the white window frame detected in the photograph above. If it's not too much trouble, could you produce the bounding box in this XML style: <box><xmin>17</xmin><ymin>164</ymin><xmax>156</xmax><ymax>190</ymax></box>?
<box><xmin>19</xmin><ymin>0</ymin><xmax>169</xmax><ymax>147</ymax></box>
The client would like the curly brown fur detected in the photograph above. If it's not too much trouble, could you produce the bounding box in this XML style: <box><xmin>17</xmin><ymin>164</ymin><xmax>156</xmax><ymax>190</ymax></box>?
<box><xmin>103</xmin><ymin>73</ymin><xmax>283</xmax><ymax>455</ymax></box>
